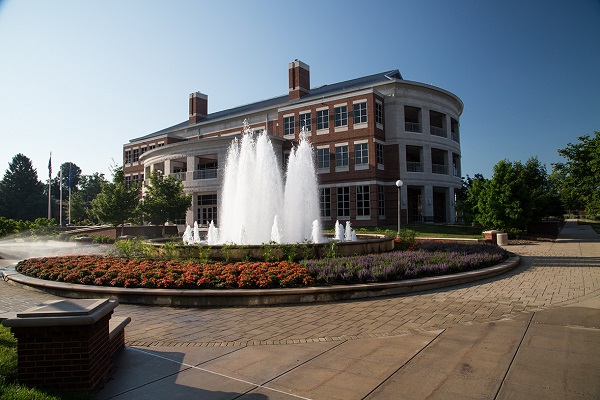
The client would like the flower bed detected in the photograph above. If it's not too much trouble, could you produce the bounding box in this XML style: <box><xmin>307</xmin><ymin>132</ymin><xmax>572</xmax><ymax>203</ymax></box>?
<box><xmin>15</xmin><ymin>242</ymin><xmax>508</xmax><ymax>289</ymax></box>
<box><xmin>303</xmin><ymin>242</ymin><xmax>508</xmax><ymax>284</ymax></box>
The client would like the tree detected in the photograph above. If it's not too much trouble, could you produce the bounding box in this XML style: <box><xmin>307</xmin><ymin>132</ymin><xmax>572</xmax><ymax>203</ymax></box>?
<box><xmin>139</xmin><ymin>170</ymin><xmax>192</xmax><ymax>236</ymax></box>
<box><xmin>79</xmin><ymin>173</ymin><xmax>106</xmax><ymax>203</ymax></box>
<box><xmin>553</xmin><ymin>132</ymin><xmax>600</xmax><ymax>215</ymax></box>
<box><xmin>456</xmin><ymin>174</ymin><xmax>487</xmax><ymax>225</ymax></box>
<box><xmin>0</xmin><ymin>154</ymin><xmax>46</xmax><ymax>221</ymax></box>
<box><xmin>464</xmin><ymin>157</ymin><xmax>562</xmax><ymax>232</ymax></box>
<box><xmin>77</xmin><ymin>172</ymin><xmax>107</xmax><ymax>223</ymax></box>
<box><xmin>90</xmin><ymin>166</ymin><xmax>140</xmax><ymax>237</ymax></box>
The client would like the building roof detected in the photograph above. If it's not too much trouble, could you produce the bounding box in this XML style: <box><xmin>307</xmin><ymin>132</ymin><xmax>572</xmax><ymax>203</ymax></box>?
<box><xmin>130</xmin><ymin>69</ymin><xmax>402</xmax><ymax>143</ymax></box>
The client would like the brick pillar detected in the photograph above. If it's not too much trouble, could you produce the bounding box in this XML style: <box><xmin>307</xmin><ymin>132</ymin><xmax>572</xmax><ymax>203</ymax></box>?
<box><xmin>10</xmin><ymin>311</ymin><xmax>113</xmax><ymax>390</ymax></box>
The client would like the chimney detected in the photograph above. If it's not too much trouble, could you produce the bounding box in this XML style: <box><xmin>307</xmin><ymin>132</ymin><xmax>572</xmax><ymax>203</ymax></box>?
<box><xmin>288</xmin><ymin>60</ymin><xmax>310</xmax><ymax>100</ymax></box>
<box><xmin>189</xmin><ymin>92</ymin><xmax>208</xmax><ymax>124</ymax></box>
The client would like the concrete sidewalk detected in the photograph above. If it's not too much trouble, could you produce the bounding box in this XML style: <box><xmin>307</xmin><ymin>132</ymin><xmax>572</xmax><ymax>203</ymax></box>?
<box><xmin>2</xmin><ymin>220</ymin><xmax>599</xmax><ymax>399</ymax></box>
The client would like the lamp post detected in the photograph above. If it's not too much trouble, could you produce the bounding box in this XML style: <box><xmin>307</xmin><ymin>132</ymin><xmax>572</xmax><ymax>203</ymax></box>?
<box><xmin>396</xmin><ymin>179</ymin><xmax>403</xmax><ymax>236</ymax></box>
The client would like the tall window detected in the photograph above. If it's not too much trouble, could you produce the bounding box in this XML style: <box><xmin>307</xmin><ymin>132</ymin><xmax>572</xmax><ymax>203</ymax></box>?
<box><xmin>334</xmin><ymin>105</ymin><xmax>348</xmax><ymax>127</ymax></box>
<box><xmin>378</xmin><ymin>185</ymin><xmax>385</xmax><ymax>216</ymax></box>
<box><xmin>337</xmin><ymin>187</ymin><xmax>350</xmax><ymax>217</ymax></box>
<box><xmin>320</xmin><ymin>188</ymin><xmax>331</xmax><ymax>217</ymax></box>
<box><xmin>300</xmin><ymin>112</ymin><xmax>312</xmax><ymax>132</ymax></box>
<box><xmin>357</xmin><ymin>185</ymin><xmax>370</xmax><ymax>217</ymax></box>
<box><xmin>354</xmin><ymin>102</ymin><xmax>367</xmax><ymax>124</ymax></box>
<box><xmin>355</xmin><ymin>143</ymin><xmax>369</xmax><ymax>165</ymax></box>
<box><xmin>376</xmin><ymin>143</ymin><xmax>384</xmax><ymax>165</ymax></box>
<box><xmin>335</xmin><ymin>145</ymin><xmax>349</xmax><ymax>167</ymax></box>
<box><xmin>375</xmin><ymin>102</ymin><xmax>383</xmax><ymax>125</ymax></box>
<box><xmin>125</xmin><ymin>150</ymin><xmax>131</xmax><ymax>164</ymax></box>
<box><xmin>317</xmin><ymin>148</ymin><xmax>330</xmax><ymax>169</ymax></box>
<box><xmin>317</xmin><ymin>109</ymin><xmax>329</xmax><ymax>130</ymax></box>
<box><xmin>197</xmin><ymin>194</ymin><xmax>218</xmax><ymax>226</ymax></box>
<box><xmin>125</xmin><ymin>175</ymin><xmax>131</xmax><ymax>187</ymax></box>
<box><xmin>133</xmin><ymin>148</ymin><xmax>139</xmax><ymax>162</ymax></box>
<box><xmin>284</xmin><ymin>116</ymin><xmax>295</xmax><ymax>135</ymax></box>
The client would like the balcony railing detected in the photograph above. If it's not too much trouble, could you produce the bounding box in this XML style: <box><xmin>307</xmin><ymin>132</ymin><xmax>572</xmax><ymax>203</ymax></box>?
<box><xmin>405</xmin><ymin>122</ymin><xmax>421</xmax><ymax>132</ymax></box>
<box><xmin>451</xmin><ymin>131</ymin><xmax>460</xmax><ymax>143</ymax></box>
<box><xmin>453</xmin><ymin>167</ymin><xmax>460</xmax><ymax>177</ymax></box>
<box><xmin>432</xmin><ymin>163</ymin><xmax>448</xmax><ymax>174</ymax></box>
<box><xmin>172</xmin><ymin>171</ymin><xmax>187</xmax><ymax>181</ymax></box>
<box><xmin>193</xmin><ymin>168</ymin><xmax>218</xmax><ymax>180</ymax></box>
<box><xmin>430</xmin><ymin>126</ymin><xmax>446</xmax><ymax>137</ymax></box>
<box><xmin>407</xmin><ymin>161</ymin><xmax>423</xmax><ymax>172</ymax></box>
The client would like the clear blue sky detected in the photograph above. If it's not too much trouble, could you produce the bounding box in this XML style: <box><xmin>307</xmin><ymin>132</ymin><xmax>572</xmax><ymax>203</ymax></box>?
<box><xmin>0</xmin><ymin>0</ymin><xmax>598</xmax><ymax>181</ymax></box>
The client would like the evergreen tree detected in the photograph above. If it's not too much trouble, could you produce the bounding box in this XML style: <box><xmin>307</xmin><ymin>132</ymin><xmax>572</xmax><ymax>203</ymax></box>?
<box><xmin>0</xmin><ymin>154</ymin><xmax>46</xmax><ymax>220</ymax></box>
<box><xmin>139</xmin><ymin>170</ymin><xmax>192</xmax><ymax>236</ymax></box>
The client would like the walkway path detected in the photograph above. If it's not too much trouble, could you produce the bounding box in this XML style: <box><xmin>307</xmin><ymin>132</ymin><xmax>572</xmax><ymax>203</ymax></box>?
<box><xmin>1</xmin><ymin>220</ymin><xmax>599</xmax><ymax>399</ymax></box>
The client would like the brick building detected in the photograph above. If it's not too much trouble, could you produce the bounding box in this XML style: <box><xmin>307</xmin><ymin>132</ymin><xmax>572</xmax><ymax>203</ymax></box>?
<box><xmin>122</xmin><ymin>60</ymin><xmax>463</xmax><ymax>229</ymax></box>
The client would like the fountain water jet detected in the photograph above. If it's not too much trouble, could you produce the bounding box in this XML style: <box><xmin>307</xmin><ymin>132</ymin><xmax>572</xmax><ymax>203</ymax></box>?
<box><xmin>217</xmin><ymin>122</ymin><xmax>321</xmax><ymax>244</ymax></box>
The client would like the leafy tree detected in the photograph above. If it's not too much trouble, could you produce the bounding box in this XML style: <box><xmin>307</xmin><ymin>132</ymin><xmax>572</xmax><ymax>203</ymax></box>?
<box><xmin>139</xmin><ymin>170</ymin><xmax>192</xmax><ymax>236</ymax></box>
<box><xmin>90</xmin><ymin>166</ymin><xmax>140</xmax><ymax>237</ymax></box>
<box><xmin>79</xmin><ymin>172</ymin><xmax>106</xmax><ymax>203</ymax></box>
<box><xmin>0</xmin><ymin>154</ymin><xmax>46</xmax><ymax>221</ymax></box>
<box><xmin>68</xmin><ymin>191</ymin><xmax>88</xmax><ymax>224</ymax></box>
<box><xmin>456</xmin><ymin>174</ymin><xmax>487</xmax><ymax>225</ymax></box>
<box><xmin>464</xmin><ymin>157</ymin><xmax>562</xmax><ymax>232</ymax></box>
<box><xmin>553</xmin><ymin>132</ymin><xmax>600</xmax><ymax>215</ymax></box>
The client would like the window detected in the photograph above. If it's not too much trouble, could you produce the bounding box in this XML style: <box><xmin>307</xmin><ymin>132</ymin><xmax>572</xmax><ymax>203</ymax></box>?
<box><xmin>158</xmin><ymin>143</ymin><xmax>164</xmax><ymax>147</ymax></box>
<box><xmin>378</xmin><ymin>185</ymin><xmax>385</xmax><ymax>217</ymax></box>
<box><xmin>300</xmin><ymin>112</ymin><xmax>312</xmax><ymax>132</ymax></box>
<box><xmin>149</xmin><ymin>144</ymin><xmax>156</xmax><ymax>150</ymax></box>
<box><xmin>133</xmin><ymin>148</ymin><xmax>139</xmax><ymax>162</ymax></box>
<box><xmin>404</xmin><ymin>106</ymin><xmax>421</xmax><ymax>132</ymax></box>
<box><xmin>376</xmin><ymin>143</ymin><xmax>384</xmax><ymax>165</ymax></box>
<box><xmin>355</xmin><ymin>143</ymin><xmax>369</xmax><ymax>165</ymax></box>
<box><xmin>317</xmin><ymin>148</ymin><xmax>330</xmax><ymax>169</ymax></box>
<box><xmin>354</xmin><ymin>102</ymin><xmax>367</xmax><ymax>124</ymax></box>
<box><xmin>284</xmin><ymin>116</ymin><xmax>295</xmax><ymax>136</ymax></box>
<box><xmin>335</xmin><ymin>145</ymin><xmax>349</xmax><ymax>167</ymax></box>
<box><xmin>375</xmin><ymin>102</ymin><xmax>383</xmax><ymax>125</ymax></box>
<box><xmin>141</xmin><ymin>146</ymin><xmax>147</xmax><ymax>154</ymax></box>
<box><xmin>124</xmin><ymin>150</ymin><xmax>131</xmax><ymax>164</ymax></box>
<box><xmin>334</xmin><ymin>105</ymin><xmax>347</xmax><ymax>127</ymax></box>
<box><xmin>320</xmin><ymin>188</ymin><xmax>331</xmax><ymax>218</ymax></box>
<box><xmin>337</xmin><ymin>187</ymin><xmax>350</xmax><ymax>217</ymax></box>
<box><xmin>132</xmin><ymin>174</ymin><xmax>139</xmax><ymax>183</ymax></box>
<box><xmin>125</xmin><ymin>175</ymin><xmax>131</xmax><ymax>187</ymax></box>
<box><xmin>357</xmin><ymin>185</ymin><xmax>370</xmax><ymax>217</ymax></box>
<box><xmin>197</xmin><ymin>194</ymin><xmax>218</xmax><ymax>226</ymax></box>
<box><xmin>317</xmin><ymin>109</ymin><xmax>329</xmax><ymax>130</ymax></box>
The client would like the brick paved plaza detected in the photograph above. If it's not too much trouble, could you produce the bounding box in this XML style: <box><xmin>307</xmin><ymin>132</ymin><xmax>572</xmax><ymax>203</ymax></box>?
<box><xmin>1</xmin><ymin>220</ymin><xmax>599</xmax><ymax>399</ymax></box>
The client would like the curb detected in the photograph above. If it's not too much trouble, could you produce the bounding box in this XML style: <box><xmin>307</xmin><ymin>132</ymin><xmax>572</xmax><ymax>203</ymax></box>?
<box><xmin>4</xmin><ymin>256</ymin><xmax>520</xmax><ymax>307</ymax></box>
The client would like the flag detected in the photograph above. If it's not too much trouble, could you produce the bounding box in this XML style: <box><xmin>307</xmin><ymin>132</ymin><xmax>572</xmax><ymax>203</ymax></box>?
<box><xmin>48</xmin><ymin>152</ymin><xmax>52</xmax><ymax>179</ymax></box>
<box><xmin>68</xmin><ymin>163</ymin><xmax>72</xmax><ymax>189</ymax></box>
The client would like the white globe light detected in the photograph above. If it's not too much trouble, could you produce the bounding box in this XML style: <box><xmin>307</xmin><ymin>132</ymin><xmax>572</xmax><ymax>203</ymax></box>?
<box><xmin>396</xmin><ymin>180</ymin><xmax>403</xmax><ymax>187</ymax></box>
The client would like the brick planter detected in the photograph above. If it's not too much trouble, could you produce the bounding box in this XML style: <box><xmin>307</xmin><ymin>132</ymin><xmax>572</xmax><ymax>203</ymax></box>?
<box><xmin>2</xmin><ymin>299</ymin><xmax>129</xmax><ymax>391</ymax></box>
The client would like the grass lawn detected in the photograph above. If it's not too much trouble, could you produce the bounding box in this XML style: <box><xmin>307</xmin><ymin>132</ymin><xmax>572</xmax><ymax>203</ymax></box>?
<box><xmin>578</xmin><ymin>219</ymin><xmax>600</xmax><ymax>234</ymax></box>
<box><xmin>350</xmin><ymin>224</ymin><xmax>483</xmax><ymax>239</ymax></box>
<box><xmin>0</xmin><ymin>326</ymin><xmax>92</xmax><ymax>400</ymax></box>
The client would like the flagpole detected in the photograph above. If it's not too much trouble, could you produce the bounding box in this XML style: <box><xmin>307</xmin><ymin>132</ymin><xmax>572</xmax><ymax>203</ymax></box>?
<box><xmin>47</xmin><ymin>152</ymin><xmax>52</xmax><ymax>220</ymax></box>
<box><xmin>59</xmin><ymin>168</ymin><xmax>63</xmax><ymax>226</ymax></box>
<box><xmin>68</xmin><ymin>163</ymin><xmax>72</xmax><ymax>225</ymax></box>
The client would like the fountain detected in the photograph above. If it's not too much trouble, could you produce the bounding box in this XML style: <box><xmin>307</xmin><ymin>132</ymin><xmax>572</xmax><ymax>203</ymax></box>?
<box><xmin>172</xmin><ymin>120</ymin><xmax>391</xmax><ymax>258</ymax></box>
<box><xmin>217</xmin><ymin>121</ymin><xmax>321</xmax><ymax>244</ymax></box>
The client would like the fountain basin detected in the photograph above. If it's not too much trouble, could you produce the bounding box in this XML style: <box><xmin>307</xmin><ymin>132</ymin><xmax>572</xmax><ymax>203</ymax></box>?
<box><xmin>152</xmin><ymin>235</ymin><xmax>394</xmax><ymax>262</ymax></box>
